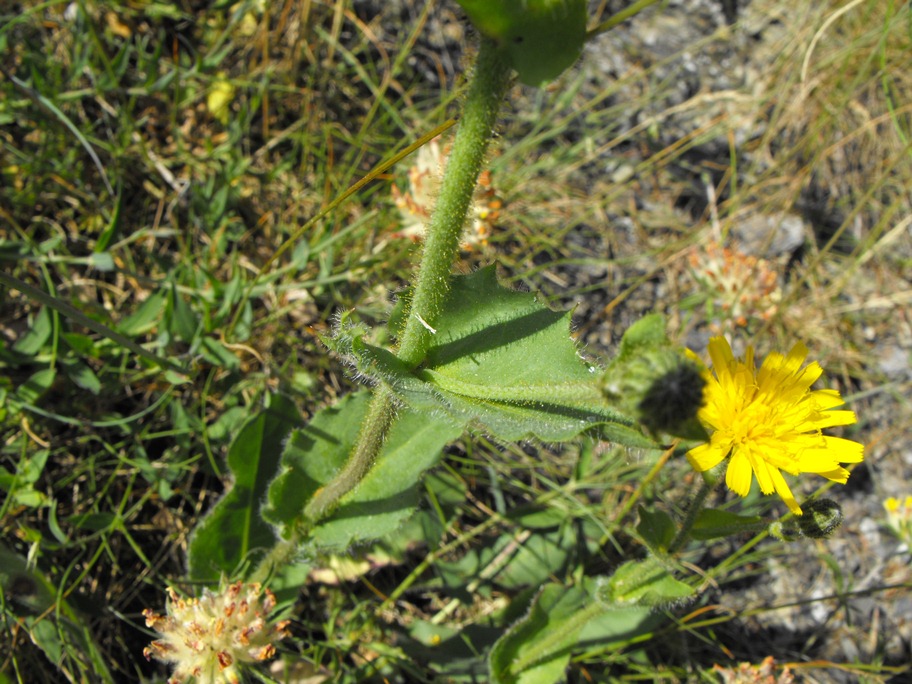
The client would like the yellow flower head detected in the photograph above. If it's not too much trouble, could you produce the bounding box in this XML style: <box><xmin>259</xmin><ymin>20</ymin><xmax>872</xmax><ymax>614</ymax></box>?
<box><xmin>686</xmin><ymin>337</ymin><xmax>864</xmax><ymax>515</ymax></box>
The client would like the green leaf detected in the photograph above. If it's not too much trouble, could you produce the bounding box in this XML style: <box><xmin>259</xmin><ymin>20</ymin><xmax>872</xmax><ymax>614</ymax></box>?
<box><xmin>13</xmin><ymin>306</ymin><xmax>52</xmax><ymax>355</ymax></box>
<box><xmin>167</xmin><ymin>282</ymin><xmax>198</xmax><ymax>342</ymax></box>
<box><xmin>93</xmin><ymin>186</ymin><xmax>122</xmax><ymax>253</ymax></box>
<box><xmin>11</xmin><ymin>488</ymin><xmax>47</xmax><ymax>508</ymax></box>
<box><xmin>456</xmin><ymin>0</ymin><xmax>588</xmax><ymax>86</ymax></box>
<box><xmin>118</xmin><ymin>290</ymin><xmax>166</xmax><ymax>336</ymax></box>
<box><xmin>576</xmin><ymin>603</ymin><xmax>663</xmax><ymax>649</ymax></box>
<box><xmin>636</xmin><ymin>505</ymin><xmax>676</xmax><ymax>552</ymax></box>
<box><xmin>48</xmin><ymin>501</ymin><xmax>67</xmax><ymax>543</ymax></box>
<box><xmin>489</xmin><ymin>583</ymin><xmax>588</xmax><ymax>684</ymax></box>
<box><xmin>199</xmin><ymin>336</ymin><xmax>240</xmax><ymax>369</ymax></box>
<box><xmin>510</xmin><ymin>506</ymin><xmax>570</xmax><ymax>530</ymax></box>
<box><xmin>61</xmin><ymin>358</ymin><xmax>101</xmax><ymax>395</ymax></box>
<box><xmin>348</xmin><ymin>267</ymin><xmax>655</xmax><ymax>447</ymax></box>
<box><xmin>489</xmin><ymin>574</ymin><xmax>670</xmax><ymax>684</ymax></box>
<box><xmin>61</xmin><ymin>332</ymin><xmax>98</xmax><ymax>356</ymax></box>
<box><xmin>68</xmin><ymin>512</ymin><xmax>118</xmax><ymax>532</ymax></box>
<box><xmin>446</xmin><ymin>529</ymin><xmax>572</xmax><ymax>590</ymax></box>
<box><xmin>18</xmin><ymin>449</ymin><xmax>49</xmax><ymax>485</ymax></box>
<box><xmin>188</xmin><ymin>393</ymin><xmax>301</xmax><ymax>582</ymax></box>
<box><xmin>601</xmin><ymin>557</ymin><xmax>694</xmax><ymax>607</ymax></box>
<box><xmin>487</xmin><ymin>514</ymin><xmax>601</xmax><ymax>588</ymax></box>
<box><xmin>263</xmin><ymin>393</ymin><xmax>366</xmax><ymax>526</ymax></box>
<box><xmin>691</xmin><ymin>508</ymin><xmax>764</xmax><ymax>540</ymax></box>
<box><xmin>15</xmin><ymin>368</ymin><xmax>56</xmax><ymax>405</ymax></box>
<box><xmin>264</xmin><ymin>391</ymin><xmax>463</xmax><ymax>549</ymax></box>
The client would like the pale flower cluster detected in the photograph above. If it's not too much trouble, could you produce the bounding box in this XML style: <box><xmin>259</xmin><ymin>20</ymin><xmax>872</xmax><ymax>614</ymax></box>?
<box><xmin>390</xmin><ymin>138</ymin><xmax>501</xmax><ymax>249</ymax></box>
<box><xmin>144</xmin><ymin>581</ymin><xmax>289</xmax><ymax>684</ymax></box>
<box><xmin>713</xmin><ymin>655</ymin><xmax>795</xmax><ymax>683</ymax></box>
<box><xmin>687</xmin><ymin>241</ymin><xmax>780</xmax><ymax>328</ymax></box>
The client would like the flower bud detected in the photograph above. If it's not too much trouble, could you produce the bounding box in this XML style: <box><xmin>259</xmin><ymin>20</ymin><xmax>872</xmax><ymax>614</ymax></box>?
<box><xmin>636</xmin><ymin>361</ymin><xmax>707</xmax><ymax>439</ymax></box>
<box><xmin>768</xmin><ymin>520</ymin><xmax>801</xmax><ymax>542</ymax></box>
<box><xmin>601</xmin><ymin>315</ymin><xmax>706</xmax><ymax>440</ymax></box>
<box><xmin>769</xmin><ymin>499</ymin><xmax>844</xmax><ymax>541</ymax></box>
<box><xmin>796</xmin><ymin>499</ymin><xmax>844</xmax><ymax>538</ymax></box>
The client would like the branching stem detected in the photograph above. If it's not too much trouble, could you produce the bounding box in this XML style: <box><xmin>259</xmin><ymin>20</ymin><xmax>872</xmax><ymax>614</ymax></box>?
<box><xmin>251</xmin><ymin>40</ymin><xmax>513</xmax><ymax>584</ymax></box>
<box><xmin>299</xmin><ymin>39</ymin><xmax>512</xmax><ymax>524</ymax></box>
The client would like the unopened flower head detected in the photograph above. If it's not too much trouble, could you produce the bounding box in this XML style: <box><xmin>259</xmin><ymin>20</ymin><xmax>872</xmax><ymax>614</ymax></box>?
<box><xmin>144</xmin><ymin>581</ymin><xmax>290</xmax><ymax>684</ymax></box>
<box><xmin>686</xmin><ymin>337</ymin><xmax>864</xmax><ymax>515</ymax></box>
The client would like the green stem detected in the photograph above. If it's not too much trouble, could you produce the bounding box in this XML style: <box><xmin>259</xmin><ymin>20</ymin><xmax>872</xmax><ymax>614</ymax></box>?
<box><xmin>397</xmin><ymin>38</ymin><xmax>512</xmax><ymax>367</ymax></box>
<box><xmin>303</xmin><ymin>386</ymin><xmax>397</xmax><ymax>522</ymax></box>
<box><xmin>248</xmin><ymin>389</ymin><xmax>397</xmax><ymax>583</ymax></box>
<box><xmin>303</xmin><ymin>39</ymin><xmax>510</xmax><ymax>518</ymax></box>
<box><xmin>668</xmin><ymin>472</ymin><xmax>717</xmax><ymax>554</ymax></box>
<box><xmin>249</xmin><ymin>40</ymin><xmax>512</xmax><ymax>584</ymax></box>
<box><xmin>249</xmin><ymin>533</ymin><xmax>301</xmax><ymax>586</ymax></box>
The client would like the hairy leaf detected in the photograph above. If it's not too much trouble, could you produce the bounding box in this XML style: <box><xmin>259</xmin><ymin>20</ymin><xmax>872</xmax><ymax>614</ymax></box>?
<box><xmin>264</xmin><ymin>391</ymin><xmax>463</xmax><ymax>549</ymax></box>
<box><xmin>456</xmin><ymin>0</ymin><xmax>588</xmax><ymax>86</ymax></box>
<box><xmin>601</xmin><ymin>557</ymin><xmax>694</xmax><ymax>607</ymax></box>
<box><xmin>489</xmin><ymin>572</ymin><xmax>678</xmax><ymax>684</ymax></box>
<box><xmin>489</xmin><ymin>583</ymin><xmax>588</xmax><ymax>684</ymax></box>
<box><xmin>636</xmin><ymin>505</ymin><xmax>677</xmax><ymax>552</ymax></box>
<box><xmin>350</xmin><ymin>267</ymin><xmax>655</xmax><ymax>447</ymax></box>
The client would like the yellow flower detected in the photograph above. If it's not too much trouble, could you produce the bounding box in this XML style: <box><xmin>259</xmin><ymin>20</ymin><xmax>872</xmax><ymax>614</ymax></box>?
<box><xmin>207</xmin><ymin>76</ymin><xmax>236</xmax><ymax>125</ymax></box>
<box><xmin>883</xmin><ymin>495</ymin><xmax>912</xmax><ymax>545</ymax></box>
<box><xmin>686</xmin><ymin>337</ymin><xmax>864</xmax><ymax>515</ymax></box>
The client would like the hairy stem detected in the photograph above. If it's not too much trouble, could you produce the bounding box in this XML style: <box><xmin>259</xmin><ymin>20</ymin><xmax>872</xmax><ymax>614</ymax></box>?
<box><xmin>248</xmin><ymin>533</ymin><xmax>300</xmax><ymax>586</ymax></box>
<box><xmin>397</xmin><ymin>38</ymin><xmax>512</xmax><ymax>367</ymax></box>
<box><xmin>668</xmin><ymin>474</ymin><xmax>716</xmax><ymax>554</ymax></box>
<box><xmin>303</xmin><ymin>386</ymin><xmax>397</xmax><ymax>522</ymax></box>
<box><xmin>299</xmin><ymin>40</ymin><xmax>511</xmax><ymax>523</ymax></box>
<box><xmin>252</xmin><ymin>40</ymin><xmax>513</xmax><ymax>570</ymax></box>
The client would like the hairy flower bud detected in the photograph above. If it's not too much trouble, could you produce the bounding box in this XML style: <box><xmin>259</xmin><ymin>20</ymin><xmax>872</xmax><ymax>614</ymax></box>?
<box><xmin>601</xmin><ymin>314</ymin><xmax>706</xmax><ymax>440</ymax></box>
<box><xmin>796</xmin><ymin>499</ymin><xmax>844</xmax><ymax>538</ymax></box>
<box><xmin>636</xmin><ymin>361</ymin><xmax>707</xmax><ymax>439</ymax></box>
<box><xmin>769</xmin><ymin>499</ymin><xmax>844</xmax><ymax>541</ymax></box>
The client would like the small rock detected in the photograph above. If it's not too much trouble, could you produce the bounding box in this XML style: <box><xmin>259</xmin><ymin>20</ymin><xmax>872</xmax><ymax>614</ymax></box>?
<box><xmin>877</xmin><ymin>345</ymin><xmax>910</xmax><ymax>381</ymax></box>
<box><xmin>731</xmin><ymin>212</ymin><xmax>806</xmax><ymax>257</ymax></box>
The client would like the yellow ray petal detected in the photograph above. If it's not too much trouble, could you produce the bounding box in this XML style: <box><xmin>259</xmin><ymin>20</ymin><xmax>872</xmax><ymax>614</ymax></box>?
<box><xmin>769</xmin><ymin>467</ymin><xmax>801</xmax><ymax>515</ymax></box>
<box><xmin>686</xmin><ymin>442</ymin><xmax>727</xmax><ymax>472</ymax></box>
<box><xmin>821</xmin><ymin>436</ymin><xmax>865</xmax><ymax>463</ymax></box>
<box><xmin>726</xmin><ymin>451</ymin><xmax>753</xmax><ymax>497</ymax></box>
